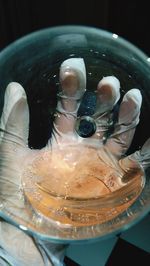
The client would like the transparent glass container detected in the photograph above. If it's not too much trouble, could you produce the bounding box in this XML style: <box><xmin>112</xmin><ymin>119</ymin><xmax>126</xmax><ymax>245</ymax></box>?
<box><xmin>0</xmin><ymin>26</ymin><xmax>150</xmax><ymax>243</ymax></box>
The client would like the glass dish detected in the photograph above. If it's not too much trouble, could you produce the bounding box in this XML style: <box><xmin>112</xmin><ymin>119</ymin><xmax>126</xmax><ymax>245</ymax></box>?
<box><xmin>0</xmin><ymin>26</ymin><xmax>150</xmax><ymax>243</ymax></box>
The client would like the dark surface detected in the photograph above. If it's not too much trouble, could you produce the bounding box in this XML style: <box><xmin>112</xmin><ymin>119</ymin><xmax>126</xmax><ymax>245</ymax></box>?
<box><xmin>64</xmin><ymin>256</ymin><xmax>80</xmax><ymax>266</ymax></box>
<box><xmin>64</xmin><ymin>214</ymin><xmax>150</xmax><ymax>265</ymax></box>
<box><xmin>65</xmin><ymin>241</ymin><xmax>150</xmax><ymax>266</ymax></box>
<box><xmin>105</xmin><ymin>239</ymin><xmax>150</xmax><ymax>266</ymax></box>
<box><xmin>0</xmin><ymin>0</ymin><xmax>150</xmax><ymax>56</ymax></box>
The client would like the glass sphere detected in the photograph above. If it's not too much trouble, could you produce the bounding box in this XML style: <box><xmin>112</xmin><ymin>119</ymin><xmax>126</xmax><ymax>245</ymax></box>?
<box><xmin>0</xmin><ymin>26</ymin><xmax>150</xmax><ymax>243</ymax></box>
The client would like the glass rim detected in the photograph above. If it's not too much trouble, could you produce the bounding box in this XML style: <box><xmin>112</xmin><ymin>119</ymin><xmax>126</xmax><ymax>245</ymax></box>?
<box><xmin>0</xmin><ymin>25</ymin><xmax>150</xmax><ymax>66</ymax></box>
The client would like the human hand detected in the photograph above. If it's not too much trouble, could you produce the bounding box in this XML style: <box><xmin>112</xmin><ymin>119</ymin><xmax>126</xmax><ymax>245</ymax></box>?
<box><xmin>0</xmin><ymin>58</ymin><xmax>149</xmax><ymax>265</ymax></box>
<box><xmin>45</xmin><ymin>58</ymin><xmax>149</xmax><ymax>197</ymax></box>
<box><xmin>0</xmin><ymin>81</ymin><xmax>67</xmax><ymax>265</ymax></box>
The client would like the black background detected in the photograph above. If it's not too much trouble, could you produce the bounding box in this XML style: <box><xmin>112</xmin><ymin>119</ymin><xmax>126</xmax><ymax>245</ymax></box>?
<box><xmin>0</xmin><ymin>0</ymin><xmax>150</xmax><ymax>55</ymax></box>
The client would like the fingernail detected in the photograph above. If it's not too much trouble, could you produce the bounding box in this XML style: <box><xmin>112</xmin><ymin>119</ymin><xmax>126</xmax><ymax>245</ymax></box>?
<box><xmin>59</xmin><ymin>58</ymin><xmax>86</xmax><ymax>97</ymax></box>
<box><xmin>60</xmin><ymin>70</ymin><xmax>79</xmax><ymax>97</ymax></box>
<box><xmin>97</xmin><ymin>76</ymin><xmax>120</xmax><ymax>105</ymax></box>
<box><xmin>5</xmin><ymin>82</ymin><xmax>26</xmax><ymax>102</ymax></box>
<box><xmin>1</xmin><ymin>82</ymin><xmax>27</xmax><ymax>131</ymax></box>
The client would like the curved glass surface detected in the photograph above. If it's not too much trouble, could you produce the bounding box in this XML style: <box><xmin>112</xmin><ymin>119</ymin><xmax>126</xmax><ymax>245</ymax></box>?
<box><xmin>0</xmin><ymin>26</ymin><xmax>150</xmax><ymax>243</ymax></box>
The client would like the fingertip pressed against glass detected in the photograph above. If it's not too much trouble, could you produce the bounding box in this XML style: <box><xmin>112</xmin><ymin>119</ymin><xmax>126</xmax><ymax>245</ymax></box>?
<box><xmin>0</xmin><ymin>26</ymin><xmax>150</xmax><ymax>243</ymax></box>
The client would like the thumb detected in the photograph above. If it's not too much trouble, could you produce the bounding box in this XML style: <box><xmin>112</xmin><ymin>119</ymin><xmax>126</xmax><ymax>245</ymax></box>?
<box><xmin>0</xmin><ymin>82</ymin><xmax>29</xmax><ymax>146</ymax></box>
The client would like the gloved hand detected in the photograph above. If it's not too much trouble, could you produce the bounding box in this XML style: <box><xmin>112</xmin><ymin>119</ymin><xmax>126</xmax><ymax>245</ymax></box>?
<box><xmin>0</xmin><ymin>58</ymin><xmax>149</xmax><ymax>266</ymax></box>
<box><xmin>0</xmin><ymin>83</ymin><xmax>67</xmax><ymax>265</ymax></box>
<box><xmin>49</xmin><ymin>58</ymin><xmax>149</xmax><ymax>194</ymax></box>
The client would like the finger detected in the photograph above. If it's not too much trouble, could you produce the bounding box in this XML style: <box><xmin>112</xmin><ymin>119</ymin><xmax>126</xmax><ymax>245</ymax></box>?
<box><xmin>93</xmin><ymin>76</ymin><xmax>120</xmax><ymax>140</ymax></box>
<box><xmin>51</xmin><ymin>58</ymin><xmax>86</xmax><ymax>144</ymax></box>
<box><xmin>105</xmin><ymin>89</ymin><xmax>142</xmax><ymax>157</ymax></box>
<box><xmin>96</xmin><ymin>76</ymin><xmax>120</xmax><ymax>114</ymax></box>
<box><xmin>0</xmin><ymin>221</ymin><xmax>45</xmax><ymax>265</ymax></box>
<box><xmin>59</xmin><ymin>58</ymin><xmax>86</xmax><ymax>98</ymax></box>
<box><xmin>0</xmin><ymin>82</ymin><xmax>29</xmax><ymax>146</ymax></box>
<box><xmin>119</xmin><ymin>138</ymin><xmax>150</xmax><ymax>172</ymax></box>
